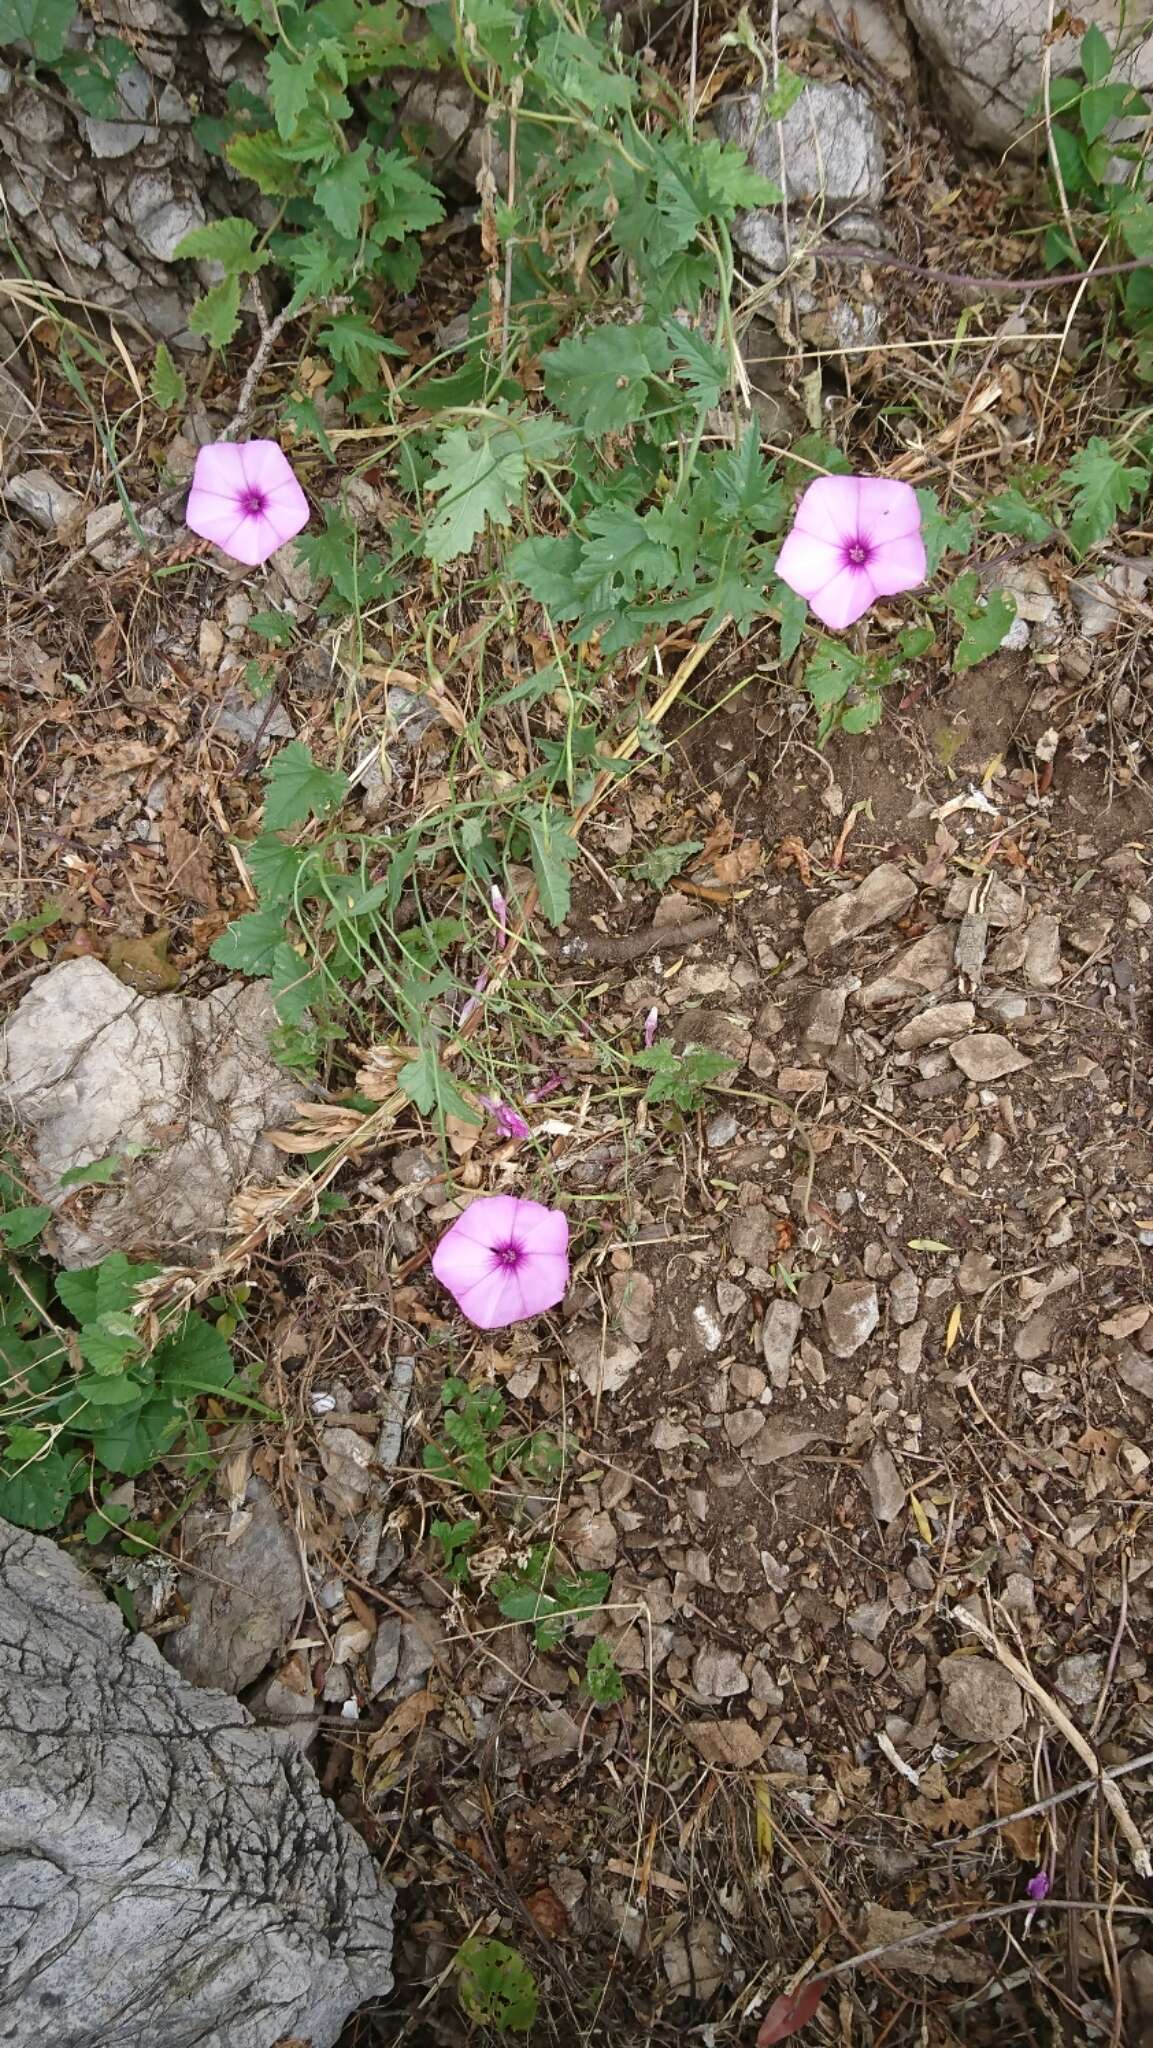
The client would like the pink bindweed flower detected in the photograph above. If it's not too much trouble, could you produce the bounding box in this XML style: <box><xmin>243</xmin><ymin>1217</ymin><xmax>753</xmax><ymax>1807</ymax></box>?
<box><xmin>525</xmin><ymin>1069</ymin><xmax>564</xmax><ymax>1105</ymax></box>
<box><xmin>479</xmin><ymin>1095</ymin><xmax>531</xmax><ymax>1143</ymax></box>
<box><xmin>774</xmin><ymin>475</ymin><xmax>925</xmax><ymax>632</ymax></box>
<box><xmin>491</xmin><ymin>883</ymin><xmax>509</xmax><ymax>948</ymax></box>
<box><xmin>643</xmin><ymin>1006</ymin><xmax>659</xmax><ymax>1049</ymax></box>
<box><xmin>1025</xmin><ymin>1870</ymin><xmax>1051</xmax><ymax>1903</ymax></box>
<box><xmin>186</xmin><ymin>439</ymin><xmax>309</xmax><ymax>566</ymax></box>
<box><xmin>432</xmin><ymin>1194</ymin><xmax>569</xmax><ymax>1329</ymax></box>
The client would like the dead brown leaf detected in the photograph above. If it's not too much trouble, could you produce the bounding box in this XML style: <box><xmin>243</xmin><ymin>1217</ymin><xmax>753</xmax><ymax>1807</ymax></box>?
<box><xmin>367</xmin><ymin>1686</ymin><xmax>437</xmax><ymax>1760</ymax></box>
<box><xmin>105</xmin><ymin>930</ymin><xmax>181</xmax><ymax>992</ymax></box>
<box><xmin>687</xmin><ymin>1719</ymin><xmax>766</xmax><ymax>1768</ymax></box>
<box><xmin>162</xmin><ymin>815</ymin><xmax>219</xmax><ymax>909</ymax></box>
<box><xmin>711</xmin><ymin>838</ymin><xmax>763</xmax><ymax>886</ymax></box>
<box><xmin>266</xmin><ymin>1104</ymin><xmax>369</xmax><ymax>1153</ymax></box>
<box><xmin>525</xmin><ymin>1886</ymin><xmax>569</xmax><ymax>1940</ymax></box>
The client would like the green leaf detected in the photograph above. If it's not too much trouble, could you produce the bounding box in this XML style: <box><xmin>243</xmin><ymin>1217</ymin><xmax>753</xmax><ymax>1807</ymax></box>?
<box><xmin>243</xmin><ymin>832</ymin><xmax>311</xmax><ymax>903</ymax></box>
<box><xmin>155</xmin><ymin>1314</ymin><xmax>235</xmax><ymax>1393</ymax></box>
<box><xmin>457</xmin><ymin>1939</ymin><xmax>539</xmax><ymax>2034</ymax></box>
<box><xmin>1080</xmin><ymin>22</ymin><xmax>1112</xmax><ymax>86</ymax></box>
<box><xmin>88</xmin><ymin>1395</ymin><xmax>184</xmax><ymax>1477</ymax></box>
<box><xmin>1080</xmin><ymin>79</ymin><xmax>1133</xmax><ymax>143</ymax></box>
<box><xmin>267</xmin><ymin>43</ymin><xmax>321</xmax><ymax>138</ymax></box>
<box><xmin>209</xmin><ymin>901</ymin><xmax>292</xmax><ymax>975</ymax></box>
<box><xmin>173</xmin><ymin>216</ymin><xmax>269</xmax><ymax>274</ymax></box>
<box><xmin>421</xmin><ymin>417</ymin><xmax>567</xmax><ymax>568</ymax></box>
<box><xmin>59</xmin><ymin>1154</ymin><xmax>123</xmax><ymax>1189</ymax></box>
<box><xmin>366</xmin><ymin>149</ymin><xmax>444</xmax><ymax>241</ymax></box>
<box><xmin>771</xmin><ymin>578</ymin><xmax>808</xmax><ymax>660</ymax></box>
<box><xmin>630</xmin><ymin>840</ymin><xmax>703</xmax><ymax>889</ymax></box>
<box><xmin>55</xmin><ymin>34</ymin><xmax>134</xmax><ymax>118</ymax></box>
<box><xmin>528</xmin><ymin>814</ymin><xmax>578</xmax><ymax>928</ymax></box>
<box><xmin>317</xmin><ymin>309</ymin><xmax>406</xmax><ymax>386</ymax></box>
<box><xmin>585</xmin><ymin>1637</ymin><xmax>625</xmax><ymax>1705</ymax></box>
<box><xmin>507</xmin><ymin>534</ymin><xmax>584</xmax><ymax>612</ymax></box>
<box><xmin>1114</xmin><ymin>192</ymin><xmax>1153</xmax><ymax>261</ymax></box>
<box><xmin>149</xmin><ymin>341</ymin><xmax>187</xmax><ymax>411</ymax></box>
<box><xmin>542</xmin><ymin>322</ymin><xmax>673</xmax><ymax>435</ymax></box>
<box><xmin>1049</xmin><ymin>120</ymin><xmax>1091</xmax><ymax>196</ymax></box>
<box><xmin>225</xmin><ymin>129</ymin><xmax>301</xmax><ymax>197</ymax></box>
<box><xmin>708</xmin><ymin>426</ymin><xmax>784</xmax><ymax>529</ymax></box>
<box><xmin>803</xmin><ymin>639</ymin><xmax>863</xmax><ymax>709</ymax></box>
<box><xmin>249</xmin><ymin>608</ymin><xmax>295</xmax><ymax>647</ymax></box>
<box><xmin>945</xmin><ymin>571</ymin><xmax>1017</xmax><ymax>671</ymax></box>
<box><xmin>915</xmin><ymin>487</ymin><xmax>974</xmax><ymax>576</ymax></box>
<box><xmin>268</xmin><ymin>943</ymin><xmax>326</xmax><ymax>1028</ymax></box>
<box><xmin>397</xmin><ymin>1045</ymin><xmax>479</xmax><ymax>1126</ymax></box>
<box><xmin>0</xmin><ymin>1204</ymin><xmax>50</xmax><ymax>1248</ymax></box>
<box><xmin>983</xmin><ymin>488</ymin><xmax>1055</xmax><ymax>541</ymax></box>
<box><xmin>0</xmin><ymin>0</ymin><xmax>74</xmax><ymax>60</ymax></box>
<box><xmin>0</xmin><ymin>1447</ymin><xmax>72</xmax><ymax>1530</ymax></box>
<box><xmin>262</xmin><ymin>741</ymin><xmax>349</xmax><ymax>832</ymax></box>
<box><xmin>760</xmin><ymin>65</ymin><xmax>806</xmax><ymax>120</ymax></box>
<box><xmin>314</xmin><ymin>140</ymin><xmax>373</xmax><ymax>238</ymax></box>
<box><xmin>188</xmin><ymin>275</ymin><xmax>243</xmax><ymax>351</ymax></box>
<box><xmin>1060</xmin><ymin>436</ymin><xmax>1150</xmax><ymax>555</ymax></box>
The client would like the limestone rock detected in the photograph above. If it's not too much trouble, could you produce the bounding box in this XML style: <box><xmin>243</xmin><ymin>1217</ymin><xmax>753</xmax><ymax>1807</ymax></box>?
<box><xmin>0</xmin><ymin>959</ymin><xmax>303</xmax><ymax>1267</ymax></box>
<box><xmin>761</xmin><ymin>1298</ymin><xmax>803</xmax><ymax>1384</ymax></box>
<box><xmin>163</xmin><ymin>1479</ymin><xmax>305</xmax><ymax>1695</ymax></box>
<box><xmin>949</xmin><ymin>1033</ymin><xmax>1031</xmax><ymax>1083</ymax></box>
<box><xmin>716</xmin><ymin>81</ymin><xmax>886</xmax><ymax>207</ymax></box>
<box><xmin>894</xmin><ymin>1002</ymin><xmax>975</xmax><ymax>1050</ymax></box>
<box><xmin>905</xmin><ymin>0</ymin><xmax>1153</xmax><ymax>152</ymax></box>
<box><xmin>0</xmin><ymin>1517</ymin><xmax>393</xmax><ymax>2047</ymax></box>
<box><xmin>804</xmin><ymin>864</ymin><xmax>916</xmax><ymax>960</ymax></box>
<box><xmin>939</xmin><ymin>1651</ymin><xmax>1025</xmax><ymax>1743</ymax></box>
<box><xmin>824</xmin><ymin>1280</ymin><xmax>879</xmax><ymax>1357</ymax></box>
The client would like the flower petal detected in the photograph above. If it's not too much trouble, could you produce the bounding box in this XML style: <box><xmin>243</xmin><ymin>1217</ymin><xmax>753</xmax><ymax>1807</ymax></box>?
<box><xmin>856</xmin><ymin>477</ymin><xmax>922</xmax><ymax>544</ymax></box>
<box><xmin>792</xmin><ymin>475</ymin><xmax>861</xmax><ymax>547</ymax></box>
<box><xmin>774</xmin><ymin>530</ymin><xmax>845</xmax><ymax>601</ymax></box>
<box><xmin>807</xmin><ymin>564</ymin><xmax>877</xmax><ymax>631</ymax></box>
<box><xmin>512</xmin><ymin>1200</ymin><xmax>570</xmax><ymax>1257</ymax></box>
<box><xmin>431</xmin><ymin>1226</ymin><xmax>496</xmax><ymax>1297</ymax></box>
<box><xmin>237</xmin><ymin>439</ymin><xmax>297</xmax><ymax>493</ymax></box>
<box><xmin>189</xmin><ymin>443</ymin><xmax>247</xmax><ymax>501</ymax></box>
<box><xmin>514</xmin><ymin>1250</ymin><xmax>569</xmax><ymax>1318</ymax></box>
<box><xmin>185</xmin><ymin>495</ymin><xmax>252</xmax><ymax>555</ymax></box>
<box><xmin>221</xmin><ymin>512</ymin><xmax>288</xmax><ymax>567</ymax></box>
<box><xmin>454</xmin><ymin>1264</ymin><xmax>520</xmax><ymax>1329</ymax></box>
<box><xmin>448</xmin><ymin>1194</ymin><xmax>521</xmax><ymax>1250</ymax></box>
<box><xmin>865</xmin><ymin>530</ymin><xmax>927</xmax><ymax>597</ymax></box>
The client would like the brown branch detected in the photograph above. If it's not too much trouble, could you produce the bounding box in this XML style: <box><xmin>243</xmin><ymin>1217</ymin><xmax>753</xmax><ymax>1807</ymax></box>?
<box><xmin>811</xmin><ymin>241</ymin><xmax>1149</xmax><ymax>294</ymax></box>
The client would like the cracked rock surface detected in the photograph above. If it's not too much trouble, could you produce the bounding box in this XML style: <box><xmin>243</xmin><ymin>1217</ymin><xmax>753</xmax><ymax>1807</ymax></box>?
<box><xmin>0</xmin><ymin>958</ymin><xmax>302</xmax><ymax>1268</ymax></box>
<box><xmin>0</xmin><ymin>1516</ymin><xmax>394</xmax><ymax>2048</ymax></box>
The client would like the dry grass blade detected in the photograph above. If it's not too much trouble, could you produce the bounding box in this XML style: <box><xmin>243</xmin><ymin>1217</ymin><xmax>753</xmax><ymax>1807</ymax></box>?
<box><xmin>950</xmin><ymin>1605</ymin><xmax>1152</xmax><ymax>1877</ymax></box>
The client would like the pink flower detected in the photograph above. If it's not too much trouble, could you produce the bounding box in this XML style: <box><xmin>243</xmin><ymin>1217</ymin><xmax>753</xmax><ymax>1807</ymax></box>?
<box><xmin>1025</xmin><ymin>1870</ymin><xmax>1051</xmax><ymax>1902</ymax></box>
<box><xmin>479</xmin><ymin>1096</ymin><xmax>531</xmax><ymax>1143</ymax></box>
<box><xmin>186</xmin><ymin>440</ymin><xmax>309</xmax><ymax>566</ymax></box>
<box><xmin>775</xmin><ymin>475</ymin><xmax>925</xmax><ymax>632</ymax></box>
<box><xmin>643</xmin><ymin>1006</ymin><xmax>659</xmax><ymax>1049</ymax></box>
<box><xmin>491</xmin><ymin>884</ymin><xmax>509</xmax><ymax>948</ymax></box>
<box><xmin>432</xmin><ymin>1194</ymin><xmax>569</xmax><ymax>1329</ymax></box>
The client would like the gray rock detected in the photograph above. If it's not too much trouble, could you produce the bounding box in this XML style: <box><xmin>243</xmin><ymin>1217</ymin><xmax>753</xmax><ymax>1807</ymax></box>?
<box><xmin>761</xmin><ymin>1298</ymin><xmax>803</xmax><ymax>1384</ymax></box>
<box><xmin>957</xmin><ymin>1248</ymin><xmax>999</xmax><ymax>1295</ymax></box>
<box><xmin>1117</xmin><ymin>1346</ymin><xmax>1153</xmax><ymax>1400</ymax></box>
<box><xmin>847</xmin><ymin>1597</ymin><xmax>890</xmax><ymax>1641</ymax></box>
<box><xmin>862</xmin><ymin>1443</ymin><xmax>904</xmax><ymax>1523</ymax></box>
<box><xmin>730</xmin><ymin>1203</ymin><xmax>776</xmax><ymax>1267</ymax></box>
<box><xmin>1072</xmin><ymin>563</ymin><xmax>1150</xmax><ymax>636</ymax></box>
<box><xmin>897</xmin><ymin>1319</ymin><xmax>926</xmax><ymax>1374</ymax></box>
<box><xmin>944</xmin><ymin>874</ymin><xmax>1025</xmax><ymax>928</ymax></box>
<box><xmin>858</xmin><ymin>926</ymin><xmax>954</xmax><ymax>1009</ymax></box>
<box><xmin>163</xmin><ymin>1480</ymin><xmax>305</xmax><ymax>1696</ymax></box>
<box><xmin>893</xmin><ymin>1001</ymin><xmax>975</xmax><ymax>1050</ymax></box>
<box><xmin>824</xmin><ymin>1279</ymin><xmax>880</xmax><ymax>1357</ymax></box>
<box><xmin>800</xmin><ymin>986</ymin><xmax>847</xmax><ymax>1057</ymax></box>
<box><xmin>949</xmin><ymin>1033</ymin><xmax>1031</xmax><ymax>1083</ymax></box>
<box><xmin>693</xmin><ymin>1301</ymin><xmax>725</xmax><ymax>1353</ymax></box>
<box><xmin>939</xmin><ymin>1651</ymin><xmax>1024</xmax><ymax>1743</ymax></box>
<box><xmin>716</xmin><ymin>1278</ymin><xmax>748</xmax><ymax>1318</ymax></box>
<box><xmin>5</xmin><ymin>466</ymin><xmax>82</xmax><ymax>532</ymax></box>
<box><xmin>1055</xmin><ymin>1651</ymin><xmax>1104</xmax><ymax>1709</ymax></box>
<box><xmin>0</xmin><ymin>1517</ymin><xmax>393</xmax><ymax>2048</ymax></box>
<box><xmin>706</xmin><ymin>1110</ymin><xmax>740</xmax><ymax>1147</ymax></box>
<box><xmin>566</xmin><ymin>1327</ymin><xmax>641</xmax><ymax>1396</ymax></box>
<box><xmin>214</xmin><ymin>688</ymin><xmax>295</xmax><ymax>746</ymax></box>
<box><xmin>0</xmin><ymin>958</ymin><xmax>304</xmax><ymax>1267</ymax></box>
<box><xmin>889</xmin><ymin>1268</ymin><xmax>920</xmax><ymax>1327</ymax></box>
<box><xmin>369</xmin><ymin>1618</ymin><xmax>403</xmax><ymax>1697</ymax></box>
<box><xmin>1015</xmin><ymin>1309</ymin><xmax>1057</xmax><ymax>1361</ymax></box>
<box><xmin>804</xmin><ymin>863</ymin><xmax>916</xmax><ymax>960</ymax></box>
<box><xmin>692</xmin><ymin>1643</ymin><xmax>748</xmax><ymax>1699</ymax></box>
<box><xmin>716</xmin><ymin>81</ymin><xmax>886</xmax><ymax>207</ymax></box>
<box><xmin>1024</xmin><ymin>914</ymin><xmax>1063</xmax><ymax>989</ymax></box>
<box><xmin>905</xmin><ymin>0</ymin><xmax>1153</xmax><ymax>152</ymax></box>
<box><xmin>611</xmin><ymin>1268</ymin><xmax>655</xmax><ymax>1345</ymax></box>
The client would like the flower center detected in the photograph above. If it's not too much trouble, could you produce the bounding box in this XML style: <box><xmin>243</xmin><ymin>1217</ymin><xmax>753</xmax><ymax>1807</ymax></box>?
<box><xmin>846</xmin><ymin>538</ymin><xmax>871</xmax><ymax>567</ymax></box>
<box><xmin>493</xmin><ymin>1241</ymin><xmax>523</xmax><ymax>1269</ymax></box>
<box><xmin>239</xmin><ymin>487</ymin><xmax>268</xmax><ymax>519</ymax></box>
